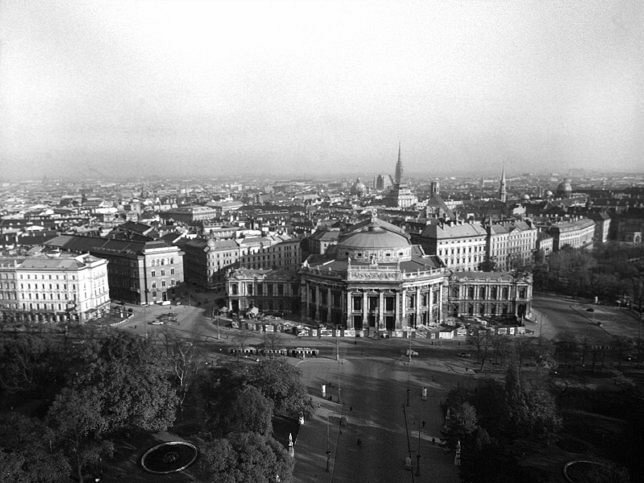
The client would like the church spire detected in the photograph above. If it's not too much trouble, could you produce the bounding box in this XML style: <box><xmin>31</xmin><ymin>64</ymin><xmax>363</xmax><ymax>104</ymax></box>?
<box><xmin>394</xmin><ymin>143</ymin><xmax>403</xmax><ymax>185</ymax></box>
<box><xmin>499</xmin><ymin>165</ymin><xmax>507</xmax><ymax>203</ymax></box>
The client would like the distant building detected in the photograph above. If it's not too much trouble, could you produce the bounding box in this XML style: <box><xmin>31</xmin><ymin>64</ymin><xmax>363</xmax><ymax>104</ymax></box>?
<box><xmin>536</xmin><ymin>232</ymin><xmax>553</xmax><ymax>257</ymax></box>
<box><xmin>384</xmin><ymin>145</ymin><xmax>418</xmax><ymax>208</ymax></box>
<box><xmin>307</xmin><ymin>228</ymin><xmax>341</xmax><ymax>255</ymax></box>
<box><xmin>486</xmin><ymin>220</ymin><xmax>538</xmax><ymax>270</ymax></box>
<box><xmin>548</xmin><ymin>218</ymin><xmax>595</xmax><ymax>251</ymax></box>
<box><xmin>417</xmin><ymin>221</ymin><xmax>487</xmax><ymax>271</ymax></box>
<box><xmin>587</xmin><ymin>212</ymin><xmax>611</xmax><ymax>245</ymax></box>
<box><xmin>499</xmin><ymin>168</ymin><xmax>507</xmax><ymax>203</ymax></box>
<box><xmin>162</xmin><ymin>205</ymin><xmax>219</xmax><ymax>225</ymax></box>
<box><xmin>0</xmin><ymin>252</ymin><xmax>110</xmax><ymax>323</ymax></box>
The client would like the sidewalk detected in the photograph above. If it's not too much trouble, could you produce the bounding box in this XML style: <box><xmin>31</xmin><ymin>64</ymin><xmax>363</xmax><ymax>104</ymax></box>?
<box><xmin>292</xmin><ymin>391</ymin><xmax>342</xmax><ymax>482</ymax></box>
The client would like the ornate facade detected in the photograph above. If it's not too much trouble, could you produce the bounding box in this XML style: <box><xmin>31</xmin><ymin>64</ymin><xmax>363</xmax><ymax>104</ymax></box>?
<box><xmin>300</xmin><ymin>218</ymin><xmax>446</xmax><ymax>332</ymax></box>
<box><xmin>447</xmin><ymin>271</ymin><xmax>532</xmax><ymax>319</ymax></box>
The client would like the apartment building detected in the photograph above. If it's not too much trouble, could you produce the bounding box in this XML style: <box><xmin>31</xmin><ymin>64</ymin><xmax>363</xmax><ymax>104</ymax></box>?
<box><xmin>417</xmin><ymin>221</ymin><xmax>487</xmax><ymax>271</ymax></box>
<box><xmin>487</xmin><ymin>220</ymin><xmax>538</xmax><ymax>270</ymax></box>
<box><xmin>549</xmin><ymin>218</ymin><xmax>595</xmax><ymax>251</ymax></box>
<box><xmin>45</xmin><ymin>236</ymin><xmax>184</xmax><ymax>304</ymax></box>
<box><xmin>0</xmin><ymin>253</ymin><xmax>110</xmax><ymax>323</ymax></box>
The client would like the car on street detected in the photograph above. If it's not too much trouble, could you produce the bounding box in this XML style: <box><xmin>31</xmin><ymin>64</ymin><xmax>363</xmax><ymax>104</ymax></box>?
<box><xmin>405</xmin><ymin>349</ymin><xmax>419</xmax><ymax>357</ymax></box>
<box><xmin>458</xmin><ymin>352</ymin><xmax>472</xmax><ymax>358</ymax></box>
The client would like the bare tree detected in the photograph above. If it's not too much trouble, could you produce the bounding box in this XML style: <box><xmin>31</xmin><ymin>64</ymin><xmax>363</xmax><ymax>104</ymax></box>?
<box><xmin>159</xmin><ymin>329</ymin><xmax>200</xmax><ymax>408</ymax></box>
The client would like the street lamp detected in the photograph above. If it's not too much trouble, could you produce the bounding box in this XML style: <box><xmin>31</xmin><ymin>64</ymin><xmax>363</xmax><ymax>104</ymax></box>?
<box><xmin>416</xmin><ymin>418</ymin><xmax>421</xmax><ymax>476</ymax></box>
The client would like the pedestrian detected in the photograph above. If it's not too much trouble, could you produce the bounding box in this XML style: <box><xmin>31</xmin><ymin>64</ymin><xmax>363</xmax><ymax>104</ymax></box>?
<box><xmin>349</xmin><ymin>406</ymin><xmax>353</xmax><ymax>412</ymax></box>
<box><xmin>357</xmin><ymin>438</ymin><xmax>362</xmax><ymax>447</ymax></box>
<box><xmin>422</xmin><ymin>420</ymin><xmax>426</xmax><ymax>429</ymax></box>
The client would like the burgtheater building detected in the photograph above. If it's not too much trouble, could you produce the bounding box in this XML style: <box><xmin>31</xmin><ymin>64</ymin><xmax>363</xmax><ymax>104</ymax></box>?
<box><xmin>299</xmin><ymin>217</ymin><xmax>532</xmax><ymax>333</ymax></box>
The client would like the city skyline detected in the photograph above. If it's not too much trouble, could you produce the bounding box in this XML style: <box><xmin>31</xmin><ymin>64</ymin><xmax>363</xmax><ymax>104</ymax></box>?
<box><xmin>1</xmin><ymin>0</ymin><xmax>643</xmax><ymax>180</ymax></box>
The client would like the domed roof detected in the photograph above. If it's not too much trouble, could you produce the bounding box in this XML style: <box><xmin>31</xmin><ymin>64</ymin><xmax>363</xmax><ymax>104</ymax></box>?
<box><xmin>556</xmin><ymin>178</ymin><xmax>572</xmax><ymax>194</ymax></box>
<box><xmin>338</xmin><ymin>224</ymin><xmax>409</xmax><ymax>251</ymax></box>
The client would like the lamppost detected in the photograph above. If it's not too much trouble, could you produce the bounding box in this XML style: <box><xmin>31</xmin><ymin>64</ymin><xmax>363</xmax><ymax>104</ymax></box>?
<box><xmin>416</xmin><ymin>418</ymin><xmax>421</xmax><ymax>476</ymax></box>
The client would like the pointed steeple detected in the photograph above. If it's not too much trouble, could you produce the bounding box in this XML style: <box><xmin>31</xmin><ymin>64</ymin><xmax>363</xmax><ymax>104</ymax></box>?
<box><xmin>499</xmin><ymin>165</ymin><xmax>507</xmax><ymax>203</ymax></box>
<box><xmin>394</xmin><ymin>143</ymin><xmax>403</xmax><ymax>185</ymax></box>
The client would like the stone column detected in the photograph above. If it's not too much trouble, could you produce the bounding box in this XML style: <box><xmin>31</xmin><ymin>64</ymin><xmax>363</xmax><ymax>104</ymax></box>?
<box><xmin>401</xmin><ymin>288</ymin><xmax>407</xmax><ymax>328</ymax></box>
<box><xmin>363</xmin><ymin>291</ymin><xmax>368</xmax><ymax>328</ymax></box>
<box><xmin>327</xmin><ymin>287</ymin><xmax>332</xmax><ymax>324</ymax></box>
<box><xmin>428</xmin><ymin>285</ymin><xmax>434</xmax><ymax>324</ymax></box>
<box><xmin>395</xmin><ymin>291</ymin><xmax>401</xmax><ymax>329</ymax></box>
<box><xmin>438</xmin><ymin>283</ymin><xmax>444</xmax><ymax>322</ymax></box>
<box><xmin>346</xmin><ymin>291</ymin><xmax>353</xmax><ymax>329</ymax></box>
<box><xmin>415</xmin><ymin>286</ymin><xmax>421</xmax><ymax>327</ymax></box>
<box><xmin>303</xmin><ymin>282</ymin><xmax>310</xmax><ymax>320</ymax></box>
<box><xmin>315</xmin><ymin>286</ymin><xmax>320</xmax><ymax>321</ymax></box>
<box><xmin>378</xmin><ymin>292</ymin><xmax>384</xmax><ymax>329</ymax></box>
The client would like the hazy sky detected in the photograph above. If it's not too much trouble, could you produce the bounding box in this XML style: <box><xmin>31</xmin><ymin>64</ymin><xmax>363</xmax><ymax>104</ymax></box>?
<box><xmin>1</xmin><ymin>0</ymin><xmax>642</xmax><ymax>180</ymax></box>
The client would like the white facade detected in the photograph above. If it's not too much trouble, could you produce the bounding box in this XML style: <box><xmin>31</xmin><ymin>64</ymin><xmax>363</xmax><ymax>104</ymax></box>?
<box><xmin>1</xmin><ymin>253</ymin><xmax>110</xmax><ymax>323</ymax></box>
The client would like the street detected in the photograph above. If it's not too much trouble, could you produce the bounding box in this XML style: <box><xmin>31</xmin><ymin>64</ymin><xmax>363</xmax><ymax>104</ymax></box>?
<box><xmin>293</xmin><ymin>355</ymin><xmax>461</xmax><ymax>483</ymax></box>
<box><xmin>111</xmin><ymin>292</ymin><xmax>644</xmax><ymax>482</ymax></box>
<box><xmin>531</xmin><ymin>293</ymin><xmax>643</xmax><ymax>344</ymax></box>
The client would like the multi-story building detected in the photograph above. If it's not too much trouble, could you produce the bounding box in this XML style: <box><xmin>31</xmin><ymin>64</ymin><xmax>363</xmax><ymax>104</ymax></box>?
<box><xmin>182</xmin><ymin>235</ymin><xmax>299</xmax><ymax>290</ymax></box>
<box><xmin>447</xmin><ymin>271</ymin><xmax>532</xmax><ymax>319</ymax></box>
<box><xmin>486</xmin><ymin>220</ymin><xmax>538</xmax><ymax>270</ymax></box>
<box><xmin>226</xmin><ymin>268</ymin><xmax>300</xmax><ymax>315</ymax></box>
<box><xmin>182</xmin><ymin>238</ymin><xmax>239</xmax><ymax>290</ymax></box>
<box><xmin>239</xmin><ymin>238</ymin><xmax>302</xmax><ymax>270</ymax></box>
<box><xmin>161</xmin><ymin>205</ymin><xmax>220</xmax><ymax>225</ymax></box>
<box><xmin>536</xmin><ymin>232</ymin><xmax>554</xmax><ymax>257</ymax></box>
<box><xmin>0</xmin><ymin>258</ymin><xmax>20</xmax><ymax>322</ymax></box>
<box><xmin>292</xmin><ymin>217</ymin><xmax>533</xmax><ymax>334</ymax></box>
<box><xmin>0</xmin><ymin>253</ymin><xmax>110</xmax><ymax>323</ymax></box>
<box><xmin>300</xmin><ymin>218</ymin><xmax>446</xmax><ymax>330</ymax></box>
<box><xmin>45</xmin><ymin>236</ymin><xmax>184</xmax><ymax>304</ymax></box>
<box><xmin>549</xmin><ymin>218</ymin><xmax>595</xmax><ymax>251</ymax></box>
<box><xmin>307</xmin><ymin>228</ymin><xmax>341</xmax><ymax>255</ymax></box>
<box><xmin>417</xmin><ymin>221</ymin><xmax>487</xmax><ymax>271</ymax></box>
<box><xmin>588</xmin><ymin>212</ymin><xmax>611</xmax><ymax>245</ymax></box>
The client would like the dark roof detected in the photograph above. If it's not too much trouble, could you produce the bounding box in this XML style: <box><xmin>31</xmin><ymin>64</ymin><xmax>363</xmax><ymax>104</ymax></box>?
<box><xmin>45</xmin><ymin>235</ymin><xmax>175</xmax><ymax>256</ymax></box>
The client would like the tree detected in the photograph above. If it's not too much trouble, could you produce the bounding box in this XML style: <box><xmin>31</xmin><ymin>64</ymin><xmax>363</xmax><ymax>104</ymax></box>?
<box><xmin>0</xmin><ymin>412</ymin><xmax>71</xmax><ymax>483</ymax></box>
<box><xmin>470</xmin><ymin>379</ymin><xmax>508</xmax><ymax>437</ymax></box>
<box><xmin>443</xmin><ymin>402</ymin><xmax>478</xmax><ymax>450</ymax></box>
<box><xmin>47</xmin><ymin>388</ymin><xmax>114</xmax><ymax>483</ymax></box>
<box><xmin>211</xmin><ymin>385</ymin><xmax>274</xmax><ymax>436</ymax></box>
<box><xmin>245</xmin><ymin>359</ymin><xmax>314</xmax><ymax>418</ymax></box>
<box><xmin>158</xmin><ymin>329</ymin><xmax>200</xmax><ymax>409</ymax></box>
<box><xmin>72</xmin><ymin>332</ymin><xmax>179</xmax><ymax>433</ymax></box>
<box><xmin>504</xmin><ymin>364</ymin><xmax>561</xmax><ymax>439</ymax></box>
<box><xmin>198</xmin><ymin>433</ymin><xmax>294</xmax><ymax>483</ymax></box>
<box><xmin>468</xmin><ymin>329</ymin><xmax>493</xmax><ymax>371</ymax></box>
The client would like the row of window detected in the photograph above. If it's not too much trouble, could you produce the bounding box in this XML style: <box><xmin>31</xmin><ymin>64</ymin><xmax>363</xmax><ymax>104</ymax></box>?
<box><xmin>19</xmin><ymin>273</ymin><xmax>76</xmax><ymax>280</ymax></box>
<box><xmin>151</xmin><ymin>279</ymin><xmax>176</xmax><ymax>289</ymax></box>
<box><xmin>149</xmin><ymin>257</ymin><xmax>175</xmax><ymax>266</ymax></box>
<box><xmin>150</xmin><ymin>269</ymin><xmax>175</xmax><ymax>277</ymax></box>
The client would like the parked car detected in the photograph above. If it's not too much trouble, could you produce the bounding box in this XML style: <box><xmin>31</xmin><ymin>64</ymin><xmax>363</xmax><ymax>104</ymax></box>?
<box><xmin>458</xmin><ymin>352</ymin><xmax>472</xmax><ymax>358</ymax></box>
<box><xmin>405</xmin><ymin>349</ymin><xmax>419</xmax><ymax>357</ymax></box>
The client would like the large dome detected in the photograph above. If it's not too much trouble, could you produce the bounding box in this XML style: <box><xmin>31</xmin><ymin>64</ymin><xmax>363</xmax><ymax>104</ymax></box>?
<box><xmin>556</xmin><ymin>179</ymin><xmax>573</xmax><ymax>197</ymax></box>
<box><xmin>337</xmin><ymin>223</ymin><xmax>411</xmax><ymax>262</ymax></box>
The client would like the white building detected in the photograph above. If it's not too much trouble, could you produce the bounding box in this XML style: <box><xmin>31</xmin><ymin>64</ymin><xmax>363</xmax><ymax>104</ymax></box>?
<box><xmin>1</xmin><ymin>252</ymin><xmax>110</xmax><ymax>323</ymax></box>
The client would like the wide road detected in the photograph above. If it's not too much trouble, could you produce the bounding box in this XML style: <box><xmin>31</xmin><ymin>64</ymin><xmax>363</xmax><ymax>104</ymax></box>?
<box><xmin>532</xmin><ymin>293</ymin><xmax>643</xmax><ymax>344</ymax></box>
<box><xmin>294</xmin><ymin>353</ymin><xmax>462</xmax><ymax>483</ymax></box>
